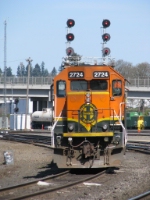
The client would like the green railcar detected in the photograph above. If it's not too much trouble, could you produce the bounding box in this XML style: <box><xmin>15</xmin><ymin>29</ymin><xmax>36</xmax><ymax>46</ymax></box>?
<box><xmin>126</xmin><ymin>112</ymin><xmax>144</xmax><ymax>129</ymax></box>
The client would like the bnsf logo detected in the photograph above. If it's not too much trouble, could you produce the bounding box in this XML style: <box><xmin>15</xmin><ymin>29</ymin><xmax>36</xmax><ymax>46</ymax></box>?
<box><xmin>80</xmin><ymin>103</ymin><xmax>97</xmax><ymax>124</ymax></box>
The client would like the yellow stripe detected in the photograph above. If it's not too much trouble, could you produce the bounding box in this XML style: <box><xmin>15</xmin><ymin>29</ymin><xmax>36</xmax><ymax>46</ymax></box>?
<box><xmin>63</xmin><ymin>132</ymin><xmax>114</xmax><ymax>137</ymax></box>
<box><xmin>67</xmin><ymin>92</ymin><xmax>109</xmax><ymax>95</ymax></box>
<box><xmin>67</xmin><ymin>117</ymin><xmax>119</xmax><ymax>123</ymax></box>
<box><xmin>89</xmin><ymin>92</ymin><xmax>109</xmax><ymax>94</ymax></box>
<box><xmin>56</xmin><ymin>117</ymin><xmax>123</xmax><ymax>123</ymax></box>
<box><xmin>54</xmin><ymin>117</ymin><xmax>67</xmax><ymax>121</ymax></box>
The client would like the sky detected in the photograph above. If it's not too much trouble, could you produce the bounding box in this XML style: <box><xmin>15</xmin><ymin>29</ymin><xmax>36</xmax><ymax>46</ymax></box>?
<box><xmin>0</xmin><ymin>0</ymin><xmax>150</xmax><ymax>75</ymax></box>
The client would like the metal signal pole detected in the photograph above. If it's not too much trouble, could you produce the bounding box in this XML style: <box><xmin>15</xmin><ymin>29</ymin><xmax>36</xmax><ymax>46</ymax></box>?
<box><xmin>25</xmin><ymin>57</ymin><xmax>32</xmax><ymax>130</ymax></box>
<box><xmin>2</xmin><ymin>20</ymin><xmax>7</xmax><ymax>129</ymax></box>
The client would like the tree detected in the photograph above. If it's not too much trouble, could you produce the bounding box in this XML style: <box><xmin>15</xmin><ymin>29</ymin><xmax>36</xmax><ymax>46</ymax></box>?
<box><xmin>41</xmin><ymin>61</ymin><xmax>45</xmax><ymax>76</ymax></box>
<box><xmin>41</xmin><ymin>62</ymin><xmax>49</xmax><ymax>77</ymax></box>
<box><xmin>17</xmin><ymin>65</ymin><xmax>21</xmax><ymax>76</ymax></box>
<box><xmin>17</xmin><ymin>63</ymin><xmax>26</xmax><ymax>76</ymax></box>
<box><xmin>58</xmin><ymin>63</ymin><xmax>64</xmax><ymax>72</ymax></box>
<box><xmin>114</xmin><ymin>60</ymin><xmax>150</xmax><ymax>79</ymax></box>
<box><xmin>42</xmin><ymin>69</ymin><xmax>49</xmax><ymax>76</ymax></box>
<box><xmin>6</xmin><ymin>67</ymin><xmax>13</xmax><ymax>76</ymax></box>
<box><xmin>32</xmin><ymin>64</ymin><xmax>41</xmax><ymax>77</ymax></box>
<box><xmin>135</xmin><ymin>62</ymin><xmax>150</xmax><ymax>78</ymax></box>
<box><xmin>0</xmin><ymin>68</ymin><xmax>2</xmax><ymax>76</ymax></box>
<box><xmin>114</xmin><ymin>60</ymin><xmax>135</xmax><ymax>79</ymax></box>
<box><xmin>51</xmin><ymin>67</ymin><xmax>57</xmax><ymax>77</ymax></box>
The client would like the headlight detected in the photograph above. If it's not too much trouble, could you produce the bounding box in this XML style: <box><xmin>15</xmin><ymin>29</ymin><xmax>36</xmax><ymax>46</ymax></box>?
<box><xmin>104</xmin><ymin>137</ymin><xmax>109</xmax><ymax>142</ymax></box>
<box><xmin>68</xmin><ymin>137</ymin><xmax>72</xmax><ymax>142</ymax></box>
<box><xmin>68</xmin><ymin>137</ymin><xmax>73</xmax><ymax>145</ymax></box>
<box><xmin>102</xmin><ymin>123</ymin><xmax>108</xmax><ymax>131</ymax></box>
<box><xmin>68</xmin><ymin>123</ymin><xmax>74</xmax><ymax>131</ymax></box>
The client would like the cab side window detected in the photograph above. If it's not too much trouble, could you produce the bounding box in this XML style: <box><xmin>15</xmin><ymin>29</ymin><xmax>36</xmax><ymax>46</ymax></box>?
<box><xmin>57</xmin><ymin>81</ymin><xmax>66</xmax><ymax>97</ymax></box>
<box><xmin>112</xmin><ymin>80</ymin><xmax>122</xmax><ymax>96</ymax></box>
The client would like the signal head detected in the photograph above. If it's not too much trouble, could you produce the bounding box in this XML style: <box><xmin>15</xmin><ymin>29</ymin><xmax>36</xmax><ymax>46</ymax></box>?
<box><xmin>14</xmin><ymin>107</ymin><xmax>19</xmax><ymax>113</ymax></box>
<box><xmin>102</xmin><ymin>33</ymin><xmax>111</xmax><ymax>42</ymax></box>
<box><xmin>66</xmin><ymin>33</ymin><xmax>74</xmax><ymax>42</ymax></box>
<box><xmin>66</xmin><ymin>47</ymin><xmax>74</xmax><ymax>56</ymax></box>
<box><xmin>102</xmin><ymin>19</ymin><xmax>110</xmax><ymax>28</ymax></box>
<box><xmin>102</xmin><ymin>47</ymin><xmax>111</xmax><ymax>56</ymax></box>
<box><xmin>14</xmin><ymin>98</ymin><xmax>19</xmax><ymax>104</ymax></box>
<box><xmin>67</xmin><ymin>19</ymin><xmax>75</xmax><ymax>28</ymax></box>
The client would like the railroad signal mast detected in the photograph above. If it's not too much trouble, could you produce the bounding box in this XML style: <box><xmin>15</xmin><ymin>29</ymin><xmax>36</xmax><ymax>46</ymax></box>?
<box><xmin>101</xmin><ymin>19</ymin><xmax>111</xmax><ymax>61</ymax></box>
<box><xmin>64</xmin><ymin>19</ymin><xmax>111</xmax><ymax>65</ymax></box>
<box><xmin>66</xmin><ymin>19</ymin><xmax>75</xmax><ymax>56</ymax></box>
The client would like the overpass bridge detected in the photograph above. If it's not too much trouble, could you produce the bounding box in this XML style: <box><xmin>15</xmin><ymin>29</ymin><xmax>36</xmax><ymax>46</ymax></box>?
<box><xmin>0</xmin><ymin>76</ymin><xmax>52</xmax><ymax>111</ymax></box>
<box><xmin>126</xmin><ymin>77</ymin><xmax>150</xmax><ymax>99</ymax></box>
<box><xmin>0</xmin><ymin>77</ymin><xmax>150</xmax><ymax>111</ymax></box>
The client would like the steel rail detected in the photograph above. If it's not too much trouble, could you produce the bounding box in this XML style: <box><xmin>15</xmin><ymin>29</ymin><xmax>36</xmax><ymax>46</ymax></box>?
<box><xmin>128</xmin><ymin>190</ymin><xmax>150</xmax><ymax>200</ymax></box>
<box><xmin>0</xmin><ymin>170</ymin><xmax>70</xmax><ymax>200</ymax></box>
<box><xmin>127</xmin><ymin>143</ymin><xmax>150</xmax><ymax>154</ymax></box>
<box><xmin>0</xmin><ymin>133</ymin><xmax>51</xmax><ymax>147</ymax></box>
<box><xmin>5</xmin><ymin>170</ymin><xmax>106</xmax><ymax>200</ymax></box>
<box><xmin>0</xmin><ymin>170</ymin><xmax>69</xmax><ymax>192</ymax></box>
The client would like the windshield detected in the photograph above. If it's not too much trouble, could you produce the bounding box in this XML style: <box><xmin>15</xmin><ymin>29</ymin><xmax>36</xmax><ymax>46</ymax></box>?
<box><xmin>71</xmin><ymin>80</ymin><xmax>107</xmax><ymax>91</ymax></box>
<box><xmin>90</xmin><ymin>80</ymin><xmax>107</xmax><ymax>90</ymax></box>
<box><xmin>71</xmin><ymin>80</ymin><xmax>88</xmax><ymax>91</ymax></box>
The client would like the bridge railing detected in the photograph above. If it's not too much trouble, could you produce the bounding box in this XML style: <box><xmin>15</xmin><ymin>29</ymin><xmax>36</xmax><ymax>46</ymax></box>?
<box><xmin>126</xmin><ymin>78</ymin><xmax>150</xmax><ymax>87</ymax></box>
<box><xmin>0</xmin><ymin>77</ymin><xmax>150</xmax><ymax>87</ymax></box>
<box><xmin>0</xmin><ymin>76</ymin><xmax>53</xmax><ymax>85</ymax></box>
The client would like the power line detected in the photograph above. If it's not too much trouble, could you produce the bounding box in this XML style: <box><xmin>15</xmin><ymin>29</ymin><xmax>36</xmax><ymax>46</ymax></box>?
<box><xmin>0</xmin><ymin>58</ymin><xmax>25</xmax><ymax>64</ymax></box>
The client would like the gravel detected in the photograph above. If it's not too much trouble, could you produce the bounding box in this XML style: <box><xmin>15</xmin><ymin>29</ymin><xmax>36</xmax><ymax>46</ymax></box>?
<box><xmin>0</xmin><ymin>139</ymin><xmax>150</xmax><ymax>200</ymax></box>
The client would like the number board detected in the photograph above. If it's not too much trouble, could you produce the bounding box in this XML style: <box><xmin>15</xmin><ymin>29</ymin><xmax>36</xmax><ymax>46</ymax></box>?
<box><xmin>93</xmin><ymin>71</ymin><xmax>109</xmax><ymax>78</ymax></box>
<box><xmin>68</xmin><ymin>71</ymin><xmax>84</xmax><ymax>78</ymax></box>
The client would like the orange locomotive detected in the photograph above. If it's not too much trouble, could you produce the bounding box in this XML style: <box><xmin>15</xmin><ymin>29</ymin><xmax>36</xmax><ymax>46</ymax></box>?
<box><xmin>51</xmin><ymin>64</ymin><xmax>127</xmax><ymax>168</ymax></box>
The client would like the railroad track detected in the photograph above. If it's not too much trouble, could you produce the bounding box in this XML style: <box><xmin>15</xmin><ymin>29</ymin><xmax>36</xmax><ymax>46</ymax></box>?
<box><xmin>0</xmin><ymin>133</ymin><xmax>150</xmax><ymax>200</ymax></box>
<box><xmin>0</xmin><ymin>169</ymin><xmax>106</xmax><ymax>200</ymax></box>
<box><xmin>127</xmin><ymin>141</ymin><xmax>150</xmax><ymax>154</ymax></box>
<box><xmin>1</xmin><ymin>131</ymin><xmax>150</xmax><ymax>155</ymax></box>
<box><xmin>126</xmin><ymin>141</ymin><xmax>150</xmax><ymax>200</ymax></box>
<box><xmin>0</xmin><ymin>132</ymin><xmax>51</xmax><ymax>148</ymax></box>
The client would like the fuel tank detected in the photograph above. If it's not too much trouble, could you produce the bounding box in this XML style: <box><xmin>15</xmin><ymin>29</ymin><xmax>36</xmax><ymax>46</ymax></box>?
<box><xmin>32</xmin><ymin>108</ymin><xmax>53</xmax><ymax>122</ymax></box>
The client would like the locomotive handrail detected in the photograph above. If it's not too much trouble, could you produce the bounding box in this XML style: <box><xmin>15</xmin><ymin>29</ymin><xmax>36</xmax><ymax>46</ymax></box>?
<box><xmin>119</xmin><ymin>102</ymin><xmax>128</xmax><ymax>146</ymax></box>
<box><xmin>51</xmin><ymin>111</ymin><xmax>62</xmax><ymax>147</ymax></box>
<box><xmin>114</xmin><ymin>108</ymin><xmax>127</xmax><ymax>147</ymax></box>
<box><xmin>119</xmin><ymin>102</ymin><xmax>125</xmax><ymax>123</ymax></box>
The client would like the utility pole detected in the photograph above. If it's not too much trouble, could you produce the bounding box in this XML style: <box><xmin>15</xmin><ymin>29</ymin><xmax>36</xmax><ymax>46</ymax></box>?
<box><xmin>2</xmin><ymin>20</ymin><xmax>7</xmax><ymax>129</ymax></box>
<box><xmin>25</xmin><ymin>57</ymin><xmax>32</xmax><ymax>130</ymax></box>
